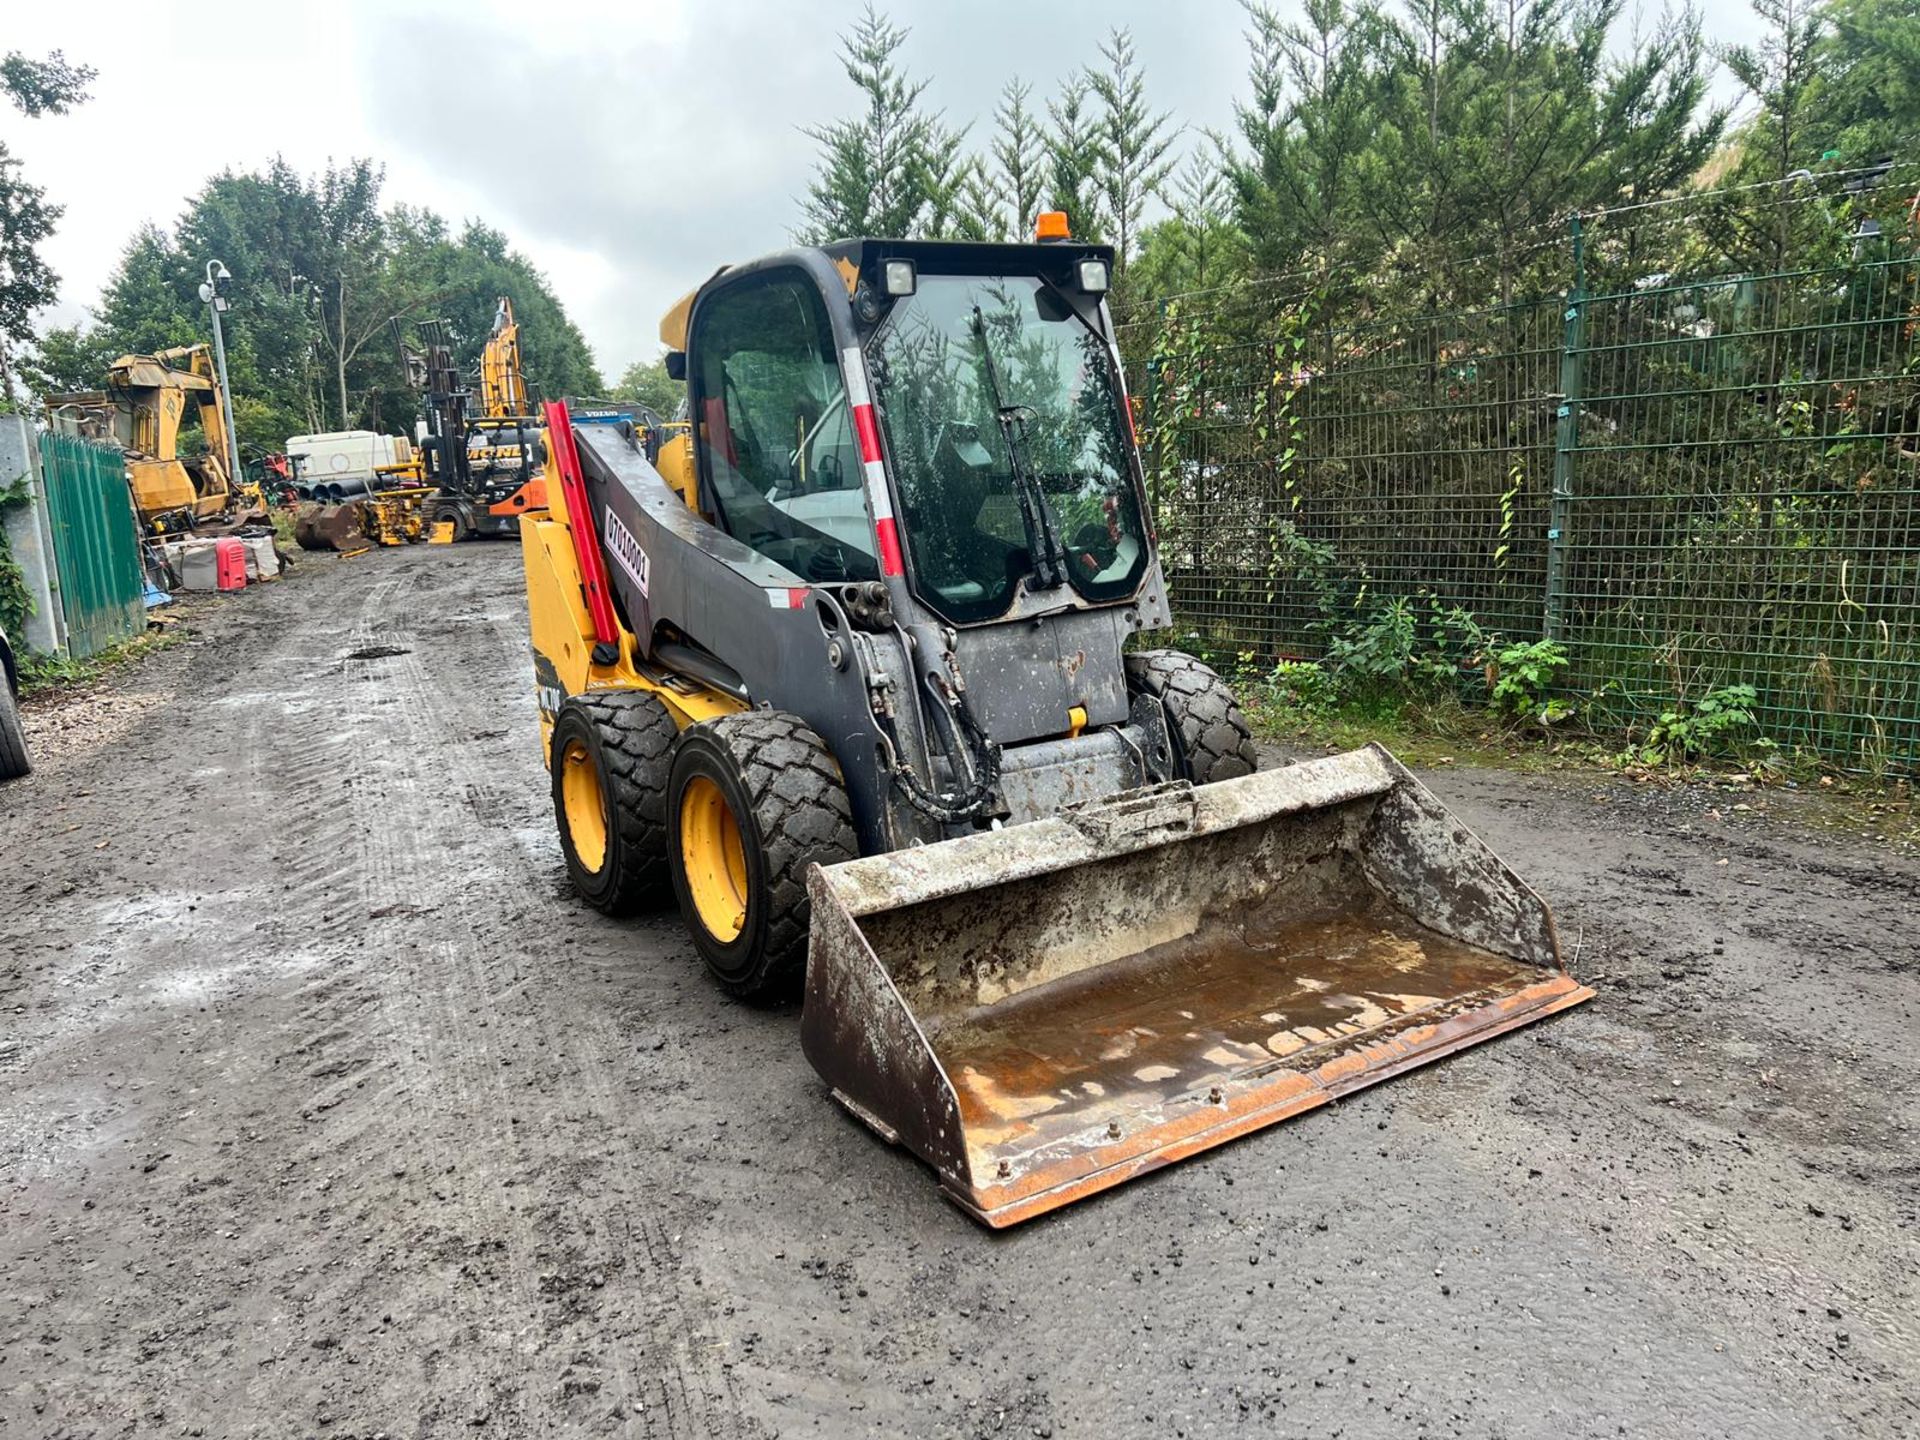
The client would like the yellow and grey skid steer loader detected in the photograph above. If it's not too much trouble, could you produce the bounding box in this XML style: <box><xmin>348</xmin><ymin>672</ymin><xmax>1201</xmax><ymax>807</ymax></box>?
<box><xmin>522</xmin><ymin>225</ymin><xmax>1593</xmax><ymax>1227</ymax></box>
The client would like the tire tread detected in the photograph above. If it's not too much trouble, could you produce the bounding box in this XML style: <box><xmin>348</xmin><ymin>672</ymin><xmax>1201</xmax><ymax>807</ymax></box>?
<box><xmin>681</xmin><ymin>710</ymin><xmax>857</xmax><ymax>999</ymax></box>
<box><xmin>1124</xmin><ymin>649</ymin><xmax>1258</xmax><ymax>785</ymax></box>
<box><xmin>555</xmin><ymin>689</ymin><xmax>677</xmax><ymax>913</ymax></box>
<box><xmin>0</xmin><ymin>682</ymin><xmax>29</xmax><ymax>781</ymax></box>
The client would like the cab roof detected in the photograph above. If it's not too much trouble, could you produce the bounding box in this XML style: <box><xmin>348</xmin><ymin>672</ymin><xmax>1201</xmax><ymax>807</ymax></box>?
<box><xmin>658</xmin><ymin>238</ymin><xmax>1116</xmax><ymax>351</ymax></box>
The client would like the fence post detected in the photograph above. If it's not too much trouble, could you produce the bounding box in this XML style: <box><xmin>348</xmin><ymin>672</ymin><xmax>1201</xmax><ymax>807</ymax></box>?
<box><xmin>1544</xmin><ymin>213</ymin><xmax>1586</xmax><ymax>642</ymax></box>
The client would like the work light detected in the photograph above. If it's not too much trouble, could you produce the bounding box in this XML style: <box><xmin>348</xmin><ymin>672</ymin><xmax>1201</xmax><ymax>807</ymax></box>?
<box><xmin>1077</xmin><ymin>259</ymin><xmax>1110</xmax><ymax>294</ymax></box>
<box><xmin>883</xmin><ymin>259</ymin><xmax>918</xmax><ymax>296</ymax></box>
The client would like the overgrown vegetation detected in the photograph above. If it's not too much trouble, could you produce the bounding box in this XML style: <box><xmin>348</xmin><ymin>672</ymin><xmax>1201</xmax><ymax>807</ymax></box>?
<box><xmin>799</xmin><ymin>0</ymin><xmax>1919</xmax><ymax>298</ymax></box>
<box><xmin>1172</xmin><ymin>519</ymin><xmax>1781</xmax><ymax>775</ymax></box>
<box><xmin>1628</xmin><ymin>685</ymin><xmax>1768</xmax><ymax>767</ymax></box>
<box><xmin>0</xmin><ymin>467</ymin><xmax>32</xmax><ymax>645</ymax></box>
<box><xmin>795</xmin><ymin>2</ymin><xmax>1919</xmax><ymax>777</ymax></box>
<box><xmin>16</xmin><ymin>623</ymin><xmax>181</xmax><ymax>697</ymax></box>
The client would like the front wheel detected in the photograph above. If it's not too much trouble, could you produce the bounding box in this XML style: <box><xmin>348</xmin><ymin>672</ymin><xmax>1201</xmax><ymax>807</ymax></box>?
<box><xmin>1125</xmin><ymin>649</ymin><xmax>1258</xmax><ymax>785</ymax></box>
<box><xmin>667</xmin><ymin>710</ymin><xmax>857</xmax><ymax>1001</ymax></box>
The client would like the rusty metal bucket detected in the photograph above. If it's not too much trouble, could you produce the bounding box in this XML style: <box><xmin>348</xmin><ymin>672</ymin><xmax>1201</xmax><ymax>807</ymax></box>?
<box><xmin>294</xmin><ymin>501</ymin><xmax>369</xmax><ymax>551</ymax></box>
<box><xmin>801</xmin><ymin>745</ymin><xmax>1593</xmax><ymax>1228</ymax></box>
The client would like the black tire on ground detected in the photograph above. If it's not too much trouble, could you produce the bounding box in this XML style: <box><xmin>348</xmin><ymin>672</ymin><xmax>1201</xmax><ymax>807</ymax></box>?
<box><xmin>437</xmin><ymin>503</ymin><xmax>471</xmax><ymax>542</ymax></box>
<box><xmin>666</xmin><ymin>710</ymin><xmax>857</xmax><ymax>1001</ymax></box>
<box><xmin>1124</xmin><ymin>649</ymin><xmax>1258</xmax><ymax>786</ymax></box>
<box><xmin>550</xmin><ymin>690</ymin><xmax>678</xmax><ymax>915</ymax></box>
<box><xmin>0</xmin><ymin>679</ymin><xmax>30</xmax><ymax>781</ymax></box>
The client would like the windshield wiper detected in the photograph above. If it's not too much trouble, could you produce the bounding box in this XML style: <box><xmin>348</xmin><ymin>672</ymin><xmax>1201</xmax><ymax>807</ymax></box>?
<box><xmin>971</xmin><ymin>306</ymin><xmax>1068</xmax><ymax>590</ymax></box>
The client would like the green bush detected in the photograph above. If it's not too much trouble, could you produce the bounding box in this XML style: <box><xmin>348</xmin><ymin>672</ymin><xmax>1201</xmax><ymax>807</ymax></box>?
<box><xmin>1323</xmin><ymin>591</ymin><xmax>1486</xmax><ymax>704</ymax></box>
<box><xmin>1488</xmin><ymin>639</ymin><xmax>1572</xmax><ymax>722</ymax></box>
<box><xmin>1629</xmin><ymin>684</ymin><xmax>1769</xmax><ymax>765</ymax></box>
<box><xmin>1268</xmin><ymin>658</ymin><xmax>1340</xmax><ymax>712</ymax></box>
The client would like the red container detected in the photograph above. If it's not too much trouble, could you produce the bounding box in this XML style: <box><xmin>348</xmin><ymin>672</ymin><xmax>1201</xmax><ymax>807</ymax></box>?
<box><xmin>214</xmin><ymin>537</ymin><xmax>248</xmax><ymax>592</ymax></box>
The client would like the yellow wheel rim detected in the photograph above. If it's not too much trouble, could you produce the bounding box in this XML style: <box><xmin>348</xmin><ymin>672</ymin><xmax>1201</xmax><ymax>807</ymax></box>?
<box><xmin>679</xmin><ymin>774</ymin><xmax>749</xmax><ymax>943</ymax></box>
<box><xmin>560</xmin><ymin>737</ymin><xmax>609</xmax><ymax>874</ymax></box>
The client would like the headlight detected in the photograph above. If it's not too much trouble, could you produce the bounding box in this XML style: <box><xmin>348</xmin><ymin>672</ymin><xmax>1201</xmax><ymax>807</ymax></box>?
<box><xmin>1077</xmin><ymin>259</ymin><xmax>1110</xmax><ymax>294</ymax></box>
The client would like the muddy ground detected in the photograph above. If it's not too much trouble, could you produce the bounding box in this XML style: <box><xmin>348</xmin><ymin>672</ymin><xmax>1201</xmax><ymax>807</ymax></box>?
<box><xmin>1</xmin><ymin>542</ymin><xmax>1914</xmax><ymax>1440</ymax></box>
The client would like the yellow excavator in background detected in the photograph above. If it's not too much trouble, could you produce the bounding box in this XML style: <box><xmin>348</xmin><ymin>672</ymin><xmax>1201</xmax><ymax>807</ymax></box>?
<box><xmin>393</xmin><ymin>297</ymin><xmax>547</xmax><ymax>539</ymax></box>
<box><xmin>478</xmin><ymin>295</ymin><xmax>531</xmax><ymax>419</ymax></box>
<box><xmin>519</xmin><ymin>222</ymin><xmax>1593</xmax><ymax>1227</ymax></box>
<box><xmin>45</xmin><ymin>346</ymin><xmax>259</xmax><ymax>533</ymax></box>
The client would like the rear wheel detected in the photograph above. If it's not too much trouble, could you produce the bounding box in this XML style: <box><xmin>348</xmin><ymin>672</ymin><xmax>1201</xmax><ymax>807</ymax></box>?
<box><xmin>0</xmin><ymin>677</ymin><xmax>30</xmax><ymax>781</ymax></box>
<box><xmin>550</xmin><ymin>690</ymin><xmax>677</xmax><ymax>914</ymax></box>
<box><xmin>667</xmin><ymin>710</ymin><xmax>856</xmax><ymax>1000</ymax></box>
<box><xmin>1125</xmin><ymin>649</ymin><xmax>1258</xmax><ymax>785</ymax></box>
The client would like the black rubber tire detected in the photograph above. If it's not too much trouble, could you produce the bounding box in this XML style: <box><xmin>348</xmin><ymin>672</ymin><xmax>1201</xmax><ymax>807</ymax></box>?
<box><xmin>1125</xmin><ymin>649</ymin><xmax>1258</xmax><ymax>785</ymax></box>
<box><xmin>437</xmin><ymin>502</ymin><xmax>471</xmax><ymax>542</ymax></box>
<box><xmin>666</xmin><ymin>710</ymin><xmax>857</xmax><ymax>1001</ymax></box>
<box><xmin>550</xmin><ymin>690</ymin><xmax>677</xmax><ymax>915</ymax></box>
<box><xmin>0</xmin><ymin>679</ymin><xmax>29</xmax><ymax>781</ymax></box>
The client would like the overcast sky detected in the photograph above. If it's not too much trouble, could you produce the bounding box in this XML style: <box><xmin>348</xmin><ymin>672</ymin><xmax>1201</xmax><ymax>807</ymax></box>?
<box><xmin>10</xmin><ymin>0</ymin><xmax>1766</xmax><ymax>379</ymax></box>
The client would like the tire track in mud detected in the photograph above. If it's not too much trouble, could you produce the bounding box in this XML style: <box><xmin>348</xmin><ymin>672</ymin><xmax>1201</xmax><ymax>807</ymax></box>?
<box><xmin>301</xmin><ymin>560</ymin><xmax>752</xmax><ymax>1437</ymax></box>
<box><xmin>290</xmin><ymin>568</ymin><xmax>548</xmax><ymax>1431</ymax></box>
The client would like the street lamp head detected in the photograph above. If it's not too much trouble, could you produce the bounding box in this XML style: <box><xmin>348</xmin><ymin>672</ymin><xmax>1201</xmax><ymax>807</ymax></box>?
<box><xmin>201</xmin><ymin>258</ymin><xmax>233</xmax><ymax>311</ymax></box>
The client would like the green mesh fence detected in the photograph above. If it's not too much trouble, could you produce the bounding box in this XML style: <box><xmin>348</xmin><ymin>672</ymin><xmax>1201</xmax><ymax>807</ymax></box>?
<box><xmin>1119</xmin><ymin>172</ymin><xmax>1920</xmax><ymax>773</ymax></box>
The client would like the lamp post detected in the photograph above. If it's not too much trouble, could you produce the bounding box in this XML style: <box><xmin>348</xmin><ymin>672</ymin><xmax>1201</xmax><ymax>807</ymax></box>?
<box><xmin>197</xmin><ymin>260</ymin><xmax>242</xmax><ymax>485</ymax></box>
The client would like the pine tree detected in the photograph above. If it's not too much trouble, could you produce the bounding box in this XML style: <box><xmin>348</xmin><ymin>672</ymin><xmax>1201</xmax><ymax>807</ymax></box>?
<box><xmin>1046</xmin><ymin>74</ymin><xmax>1106</xmax><ymax>242</ymax></box>
<box><xmin>1229</xmin><ymin>0</ymin><xmax>1387</xmax><ymax>276</ymax></box>
<box><xmin>799</xmin><ymin>6</ymin><xmax>943</xmax><ymax>241</ymax></box>
<box><xmin>990</xmin><ymin>80</ymin><xmax>1048</xmax><ymax>241</ymax></box>
<box><xmin>1347</xmin><ymin>0</ymin><xmax>1723</xmax><ymax>296</ymax></box>
<box><xmin>1722</xmin><ymin>0</ymin><xmax>1826</xmax><ymax>182</ymax></box>
<box><xmin>1087</xmin><ymin>28</ymin><xmax>1179</xmax><ymax>268</ymax></box>
<box><xmin>916</xmin><ymin>120</ymin><xmax>978</xmax><ymax>240</ymax></box>
<box><xmin>1600</xmin><ymin>6</ymin><xmax>1727</xmax><ymax>208</ymax></box>
<box><xmin>1132</xmin><ymin>148</ymin><xmax>1248</xmax><ymax>301</ymax></box>
<box><xmin>1717</xmin><ymin>0</ymin><xmax>1832</xmax><ymax>267</ymax></box>
<box><xmin>949</xmin><ymin>154</ymin><xmax>1005</xmax><ymax>242</ymax></box>
<box><xmin>1808</xmin><ymin>0</ymin><xmax>1920</xmax><ymax>165</ymax></box>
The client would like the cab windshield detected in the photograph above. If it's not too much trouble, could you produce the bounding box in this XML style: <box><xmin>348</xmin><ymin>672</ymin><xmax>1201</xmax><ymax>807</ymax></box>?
<box><xmin>869</xmin><ymin>273</ymin><xmax>1149</xmax><ymax>623</ymax></box>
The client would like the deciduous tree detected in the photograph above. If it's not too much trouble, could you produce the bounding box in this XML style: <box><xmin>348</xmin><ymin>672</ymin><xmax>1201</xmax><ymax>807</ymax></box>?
<box><xmin>0</xmin><ymin>48</ymin><xmax>95</xmax><ymax>406</ymax></box>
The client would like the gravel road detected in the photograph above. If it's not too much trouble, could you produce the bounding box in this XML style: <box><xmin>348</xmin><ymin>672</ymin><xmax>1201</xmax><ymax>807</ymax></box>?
<box><xmin>2</xmin><ymin>542</ymin><xmax>1914</xmax><ymax>1439</ymax></box>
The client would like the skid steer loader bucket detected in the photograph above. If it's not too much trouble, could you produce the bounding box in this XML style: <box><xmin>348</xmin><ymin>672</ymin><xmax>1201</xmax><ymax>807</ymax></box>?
<box><xmin>802</xmin><ymin>745</ymin><xmax>1592</xmax><ymax>1228</ymax></box>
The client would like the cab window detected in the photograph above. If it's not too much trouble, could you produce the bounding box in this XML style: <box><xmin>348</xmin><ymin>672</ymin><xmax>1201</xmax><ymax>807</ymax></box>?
<box><xmin>690</xmin><ymin>273</ymin><xmax>876</xmax><ymax>582</ymax></box>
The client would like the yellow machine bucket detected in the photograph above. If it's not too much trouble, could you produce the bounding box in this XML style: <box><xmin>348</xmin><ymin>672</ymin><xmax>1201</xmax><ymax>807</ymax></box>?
<box><xmin>801</xmin><ymin>745</ymin><xmax>1592</xmax><ymax>1228</ymax></box>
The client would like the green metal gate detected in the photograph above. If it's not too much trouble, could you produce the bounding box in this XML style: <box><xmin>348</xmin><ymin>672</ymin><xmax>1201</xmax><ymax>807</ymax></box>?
<box><xmin>39</xmin><ymin>433</ymin><xmax>144</xmax><ymax>659</ymax></box>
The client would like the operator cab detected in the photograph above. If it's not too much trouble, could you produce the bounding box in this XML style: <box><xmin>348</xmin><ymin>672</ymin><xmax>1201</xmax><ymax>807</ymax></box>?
<box><xmin>673</xmin><ymin>235</ymin><xmax>1146</xmax><ymax>624</ymax></box>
